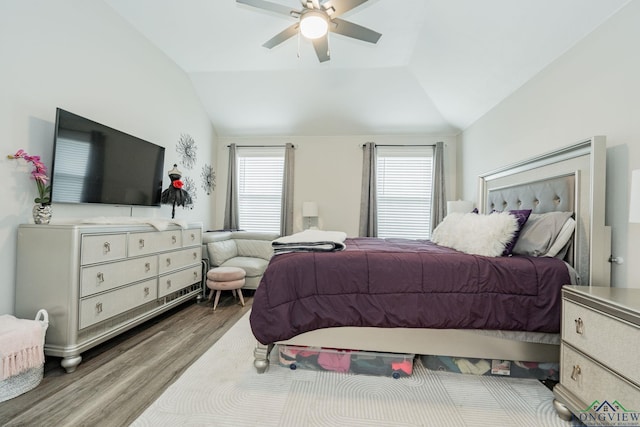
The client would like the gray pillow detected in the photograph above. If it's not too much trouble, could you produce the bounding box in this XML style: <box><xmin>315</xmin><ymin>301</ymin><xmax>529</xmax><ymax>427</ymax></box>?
<box><xmin>512</xmin><ymin>211</ymin><xmax>573</xmax><ymax>257</ymax></box>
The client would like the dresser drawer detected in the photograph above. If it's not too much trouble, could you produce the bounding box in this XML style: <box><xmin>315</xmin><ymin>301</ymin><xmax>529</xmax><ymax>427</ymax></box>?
<box><xmin>80</xmin><ymin>255</ymin><xmax>158</xmax><ymax>297</ymax></box>
<box><xmin>563</xmin><ymin>300</ymin><xmax>640</xmax><ymax>384</ymax></box>
<box><xmin>158</xmin><ymin>246</ymin><xmax>202</xmax><ymax>274</ymax></box>
<box><xmin>81</xmin><ymin>233</ymin><xmax>127</xmax><ymax>265</ymax></box>
<box><xmin>158</xmin><ymin>265</ymin><xmax>202</xmax><ymax>298</ymax></box>
<box><xmin>182</xmin><ymin>228</ymin><xmax>202</xmax><ymax>247</ymax></box>
<box><xmin>79</xmin><ymin>278</ymin><xmax>158</xmax><ymax>329</ymax></box>
<box><xmin>128</xmin><ymin>230</ymin><xmax>183</xmax><ymax>256</ymax></box>
<box><xmin>561</xmin><ymin>345</ymin><xmax>640</xmax><ymax>411</ymax></box>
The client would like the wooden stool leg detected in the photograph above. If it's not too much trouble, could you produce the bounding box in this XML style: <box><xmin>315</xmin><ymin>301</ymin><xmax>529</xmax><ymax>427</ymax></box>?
<box><xmin>212</xmin><ymin>290</ymin><xmax>222</xmax><ymax>311</ymax></box>
<box><xmin>237</xmin><ymin>288</ymin><xmax>245</xmax><ymax>307</ymax></box>
<box><xmin>207</xmin><ymin>289</ymin><xmax>214</xmax><ymax>301</ymax></box>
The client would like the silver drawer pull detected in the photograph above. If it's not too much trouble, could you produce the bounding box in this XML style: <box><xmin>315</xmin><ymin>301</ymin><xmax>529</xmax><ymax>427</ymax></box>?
<box><xmin>103</xmin><ymin>242</ymin><xmax>111</xmax><ymax>253</ymax></box>
<box><xmin>144</xmin><ymin>287</ymin><xmax>150</xmax><ymax>297</ymax></box>
<box><xmin>570</xmin><ymin>365</ymin><xmax>581</xmax><ymax>381</ymax></box>
<box><xmin>166</xmin><ymin>258</ymin><xmax>171</xmax><ymax>267</ymax></box>
<box><xmin>145</xmin><ymin>262</ymin><xmax>151</xmax><ymax>272</ymax></box>
<box><xmin>97</xmin><ymin>272</ymin><xmax>104</xmax><ymax>283</ymax></box>
<box><xmin>193</xmin><ymin>252</ymin><xmax>198</xmax><ymax>259</ymax></box>
<box><xmin>166</xmin><ymin>279</ymin><xmax>172</xmax><ymax>288</ymax></box>
<box><xmin>96</xmin><ymin>302</ymin><xmax>103</xmax><ymax>314</ymax></box>
<box><xmin>575</xmin><ymin>317</ymin><xmax>584</xmax><ymax>334</ymax></box>
<box><xmin>190</xmin><ymin>233</ymin><xmax>195</xmax><ymax>241</ymax></box>
<box><xmin>193</xmin><ymin>271</ymin><xmax>198</xmax><ymax>279</ymax></box>
<box><xmin>172</xmin><ymin>235</ymin><xmax>177</xmax><ymax>244</ymax></box>
<box><xmin>139</xmin><ymin>239</ymin><xmax>145</xmax><ymax>249</ymax></box>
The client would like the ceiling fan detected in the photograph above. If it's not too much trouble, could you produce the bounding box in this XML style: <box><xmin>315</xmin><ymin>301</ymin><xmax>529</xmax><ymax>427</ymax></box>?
<box><xmin>237</xmin><ymin>0</ymin><xmax>382</xmax><ymax>62</ymax></box>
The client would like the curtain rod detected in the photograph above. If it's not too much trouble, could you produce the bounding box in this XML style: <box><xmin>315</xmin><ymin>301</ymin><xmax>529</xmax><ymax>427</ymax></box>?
<box><xmin>361</xmin><ymin>143</ymin><xmax>436</xmax><ymax>147</ymax></box>
<box><xmin>226</xmin><ymin>144</ymin><xmax>295</xmax><ymax>148</ymax></box>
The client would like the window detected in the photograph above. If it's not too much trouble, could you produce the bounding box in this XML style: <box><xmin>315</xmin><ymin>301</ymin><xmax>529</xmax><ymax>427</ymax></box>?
<box><xmin>376</xmin><ymin>146</ymin><xmax>434</xmax><ymax>239</ymax></box>
<box><xmin>237</xmin><ymin>147</ymin><xmax>285</xmax><ymax>233</ymax></box>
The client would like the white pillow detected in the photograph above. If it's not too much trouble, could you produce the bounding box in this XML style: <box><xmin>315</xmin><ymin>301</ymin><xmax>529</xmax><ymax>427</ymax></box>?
<box><xmin>432</xmin><ymin>212</ymin><xmax>518</xmax><ymax>257</ymax></box>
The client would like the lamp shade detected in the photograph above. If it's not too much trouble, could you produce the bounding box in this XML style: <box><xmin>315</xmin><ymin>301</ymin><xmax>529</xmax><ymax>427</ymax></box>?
<box><xmin>302</xmin><ymin>201</ymin><xmax>318</xmax><ymax>217</ymax></box>
<box><xmin>630</xmin><ymin>169</ymin><xmax>640</xmax><ymax>223</ymax></box>
<box><xmin>447</xmin><ymin>200</ymin><xmax>474</xmax><ymax>215</ymax></box>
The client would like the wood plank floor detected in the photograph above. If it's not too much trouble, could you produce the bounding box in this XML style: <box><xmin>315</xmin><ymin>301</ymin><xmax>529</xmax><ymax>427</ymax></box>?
<box><xmin>0</xmin><ymin>292</ymin><xmax>253</xmax><ymax>427</ymax></box>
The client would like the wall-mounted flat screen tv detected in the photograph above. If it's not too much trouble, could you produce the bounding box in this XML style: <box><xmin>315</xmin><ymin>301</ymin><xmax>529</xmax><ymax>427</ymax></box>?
<box><xmin>50</xmin><ymin>108</ymin><xmax>165</xmax><ymax>207</ymax></box>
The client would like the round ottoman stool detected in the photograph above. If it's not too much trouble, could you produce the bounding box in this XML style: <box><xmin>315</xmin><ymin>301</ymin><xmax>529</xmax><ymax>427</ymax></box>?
<box><xmin>206</xmin><ymin>266</ymin><xmax>246</xmax><ymax>311</ymax></box>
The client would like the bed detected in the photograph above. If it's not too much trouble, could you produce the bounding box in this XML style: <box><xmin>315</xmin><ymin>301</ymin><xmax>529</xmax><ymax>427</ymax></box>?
<box><xmin>251</xmin><ymin>137</ymin><xmax>610</xmax><ymax>373</ymax></box>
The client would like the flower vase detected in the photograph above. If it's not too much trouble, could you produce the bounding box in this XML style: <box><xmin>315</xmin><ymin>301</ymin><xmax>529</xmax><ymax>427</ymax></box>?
<box><xmin>33</xmin><ymin>204</ymin><xmax>52</xmax><ymax>225</ymax></box>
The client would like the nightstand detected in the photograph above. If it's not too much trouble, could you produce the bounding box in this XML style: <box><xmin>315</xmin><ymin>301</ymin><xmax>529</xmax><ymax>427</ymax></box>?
<box><xmin>553</xmin><ymin>286</ymin><xmax>640</xmax><ymax>424</ymax></box>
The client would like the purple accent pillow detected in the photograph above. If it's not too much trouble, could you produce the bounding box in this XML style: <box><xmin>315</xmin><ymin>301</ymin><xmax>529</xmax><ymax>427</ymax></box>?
<box><xmin>500</xmin><ymin>209</ymin><xmax>532</xmax><ymax>256</ymax></box>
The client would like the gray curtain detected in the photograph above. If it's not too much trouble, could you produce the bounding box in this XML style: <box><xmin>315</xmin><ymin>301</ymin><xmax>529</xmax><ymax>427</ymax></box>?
<box><xmin>431</xmin><ymin>141</ymin><xmax>446</xmax><ymax>231</ymax></box>
<box><xmin>280</xmin><ymin>143</ymin><xmax>295</xmax><ymax>236</ymax></box>
<box><xmin>359</xmin><ymin>142</ymin><xmax>378</xmax><ymax>237</ymax></box>
<box><xmin>223</xmin><ymin>143</ymin><xmax>239</xmax><ymax>230</ymax></box>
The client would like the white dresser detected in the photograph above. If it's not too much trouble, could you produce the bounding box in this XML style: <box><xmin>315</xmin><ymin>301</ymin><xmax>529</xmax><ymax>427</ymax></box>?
<box><xmin>553</xmin><ymin>285</ymin><xmax>640</xmax><ymax>424</ymax></box>
<box><xmin>15</xmin><ymin>222</ymin><xmax>203</xmax><ymax>373</ymax></box>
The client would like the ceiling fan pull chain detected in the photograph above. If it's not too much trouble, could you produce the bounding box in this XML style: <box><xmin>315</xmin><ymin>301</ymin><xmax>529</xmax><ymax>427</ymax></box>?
<box><xmin>297</xmin><ymin>28</ymin><xmax>301</xmax><ymax>58</ymax></box>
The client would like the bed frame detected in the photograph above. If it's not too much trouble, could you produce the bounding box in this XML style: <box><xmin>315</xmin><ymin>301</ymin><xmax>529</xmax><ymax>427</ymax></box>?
<box><xmin>253</xmin><ymin>137</ymin><xmax>610</xmax><ymax>373</ymax></box>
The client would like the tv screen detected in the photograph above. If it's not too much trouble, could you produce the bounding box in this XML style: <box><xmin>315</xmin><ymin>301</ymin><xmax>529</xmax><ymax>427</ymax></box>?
<box><xmin>51</xmin><ymin>108</ymin><xmax>165</xmax><ymax>207</ymax></box>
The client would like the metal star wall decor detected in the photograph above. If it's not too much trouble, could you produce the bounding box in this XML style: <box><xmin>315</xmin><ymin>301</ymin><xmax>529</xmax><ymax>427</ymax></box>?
<box><xmin>182</xmin><ymin>175</ymin><xmax>197</xmax><ymax>207</ymax></box>
<box><xmin>201</xmin><ymin>163</ymin><xmax>215</xmax><ymax>195</ymax></box>
<box><xmin>176</xmin><ymin>133</ymin><xmax>197</xmax><ymax>169</ymax></box>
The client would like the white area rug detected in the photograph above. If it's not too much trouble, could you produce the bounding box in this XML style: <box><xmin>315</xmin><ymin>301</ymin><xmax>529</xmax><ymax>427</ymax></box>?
<box><xmin>132</xmin><ymin>312</ymin><xmax>570</xmax><ymax>427</ymax></box>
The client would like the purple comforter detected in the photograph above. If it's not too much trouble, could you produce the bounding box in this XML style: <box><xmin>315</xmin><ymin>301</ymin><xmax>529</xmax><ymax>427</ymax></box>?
<box><xmin>250</xmin><ymin>237</ymin><xmax>571</xmax><ymax>345</ymax></box>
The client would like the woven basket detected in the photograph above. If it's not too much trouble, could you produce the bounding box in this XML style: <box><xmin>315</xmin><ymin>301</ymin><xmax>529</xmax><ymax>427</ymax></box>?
<box><xmin>0</xmin><ymin>309</ymin><xmax>48</xmax><ymax>403</ymax></box>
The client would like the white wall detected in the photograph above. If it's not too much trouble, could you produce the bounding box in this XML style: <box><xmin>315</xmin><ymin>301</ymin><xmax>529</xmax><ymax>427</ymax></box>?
<box><xmin>0</xmin><ymin>1</ymin><xmax>217</xmax><ymax>315</ymax></box>
<box><xmin>459</xmin><ymin>1</ymin><xmax>640</xmax><ymax>288</ymax></box>
<box><xmin>215</xmin><ymin>135</ymin><xmax>458</xmax><ymax>236</ymax></box>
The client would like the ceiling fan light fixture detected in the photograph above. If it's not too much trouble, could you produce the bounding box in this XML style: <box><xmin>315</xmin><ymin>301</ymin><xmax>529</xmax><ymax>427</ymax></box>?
<box><xmin>299</xmin><ymin>10</ymin><xmax>328</xmax><ymax>39</ymax></box>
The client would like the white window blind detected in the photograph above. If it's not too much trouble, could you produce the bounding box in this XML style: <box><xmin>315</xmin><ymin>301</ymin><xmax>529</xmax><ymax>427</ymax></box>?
<box><xmin>376</xmin><ymin>146</ymin><xmax>434</xmax><ymax>239</ymax></box>
<box><xmin>237</xmin><ymin>147</ymin><xmax>285</xmax><ymax>233</ymax></box>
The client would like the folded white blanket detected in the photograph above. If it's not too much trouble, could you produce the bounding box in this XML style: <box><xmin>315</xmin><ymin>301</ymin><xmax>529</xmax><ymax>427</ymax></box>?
<box><xmin>272</xmin><ymin>229</ymin><xmax>347</xmax><ymax>254</ymax></box>
<box><xmin>81</xmin><ymin>217</ymin><xmax>188</xmax><ymax>231</ymax></box>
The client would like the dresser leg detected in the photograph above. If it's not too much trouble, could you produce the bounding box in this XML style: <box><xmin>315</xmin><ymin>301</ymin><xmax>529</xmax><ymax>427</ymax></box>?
<box><xmin>61</xmin><ymin>355</ymin><xmax>83</xmax><ymax>373</ymax></box>
<box><xmin>553</xmin><ymin>399</ymin><xmax>573</xmax><ymax>421</ymax></box>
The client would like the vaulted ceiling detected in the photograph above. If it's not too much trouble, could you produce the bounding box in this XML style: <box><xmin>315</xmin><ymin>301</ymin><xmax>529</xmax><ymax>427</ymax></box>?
<box><xmin>105</xmin><ymin>0</ymin><xmax>629</xmax><ymax>137</ymax></box>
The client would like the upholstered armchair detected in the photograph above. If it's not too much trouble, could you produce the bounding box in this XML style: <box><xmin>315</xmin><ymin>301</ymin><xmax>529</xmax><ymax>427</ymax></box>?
<box><xmin>202</xmin><ymin>231</ymin><xmax>279</xmax><ymax>289</ymax></box>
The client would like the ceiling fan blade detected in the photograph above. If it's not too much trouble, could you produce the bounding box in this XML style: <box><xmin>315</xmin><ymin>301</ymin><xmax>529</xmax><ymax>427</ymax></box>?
<box><xmin>312</xmin><ymin>35</ymin><xmax>330</xmax><ymax>62</ymax></box>
<box><xmin>263</xmin><ymin>23</ymin><xmax>299</xmax><ymax>49</ymax></box>
<box><xmin>236</xmin><ymin>0</ymin><xmax>299</xmax><ymax>17</ymax></box>
<box><xmin>323</xmin><ymin>0</ymin><xmax>369</xmax><ymax>18</ymax></box>
<box><xmin>330</xmin><ymin>17</ymin><xmax>381</xmax><ymax>44</ymax></box>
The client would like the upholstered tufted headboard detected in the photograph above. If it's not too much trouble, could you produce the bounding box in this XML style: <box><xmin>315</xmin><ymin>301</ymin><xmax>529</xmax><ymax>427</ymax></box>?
<box><xmin>487</xmin><ymin>174</ymin><xmax>575</xmax><ymax>214</ymax></box>
<box><xmin>478</xmin><ymin>137</ymin><xmax>610</xmax><ymax>286</ymax></box>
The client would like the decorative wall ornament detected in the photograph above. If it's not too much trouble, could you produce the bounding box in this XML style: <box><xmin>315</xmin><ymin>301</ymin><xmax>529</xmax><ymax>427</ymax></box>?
<box><xmin>176</xmin><ymin>133</ymin><xmax>197</xmax><ymax>169</ymax></box>
<box><xmin>182</xmin><ymin>176</ymin><xmax>197</xmax><ymax>206</ymax></box>
<box><xmin>201</xmin><ymin>164</ymin><xmax>215</xmax><ymax>195</ymax></box>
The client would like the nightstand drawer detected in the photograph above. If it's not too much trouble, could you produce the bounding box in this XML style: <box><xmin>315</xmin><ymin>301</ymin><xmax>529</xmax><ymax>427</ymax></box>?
<box><xmin>563</xmin><ymin>300</ymin><xmax>640</xmax><ymax>385</ymax></box>
<box><xmin>561</xmin><ymin>345</ymin><xmax>640</xmax><ymax>410</ymax></box>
